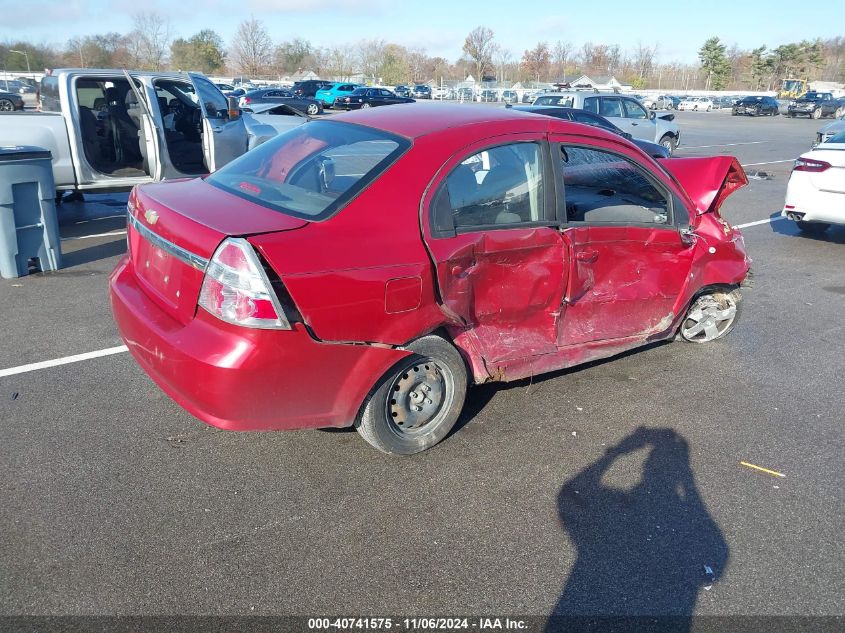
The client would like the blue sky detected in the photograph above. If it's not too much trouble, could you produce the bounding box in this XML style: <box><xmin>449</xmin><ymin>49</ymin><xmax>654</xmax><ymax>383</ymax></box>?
<box><xmin>0</xmin><ymin>0</ymin><xmax>839</xmax><ymax>64</ymax></box>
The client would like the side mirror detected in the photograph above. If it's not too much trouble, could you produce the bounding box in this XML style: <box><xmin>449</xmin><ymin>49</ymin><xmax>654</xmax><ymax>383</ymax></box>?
<box><xmin>649</xmin><ymin>110</ymin><xmax>656</xmax><ymax>120</ymax></box>
<box><xmin>227</xmin><ymin>96</ymin><xmax>240</xmax><ymax>120</ymax></box>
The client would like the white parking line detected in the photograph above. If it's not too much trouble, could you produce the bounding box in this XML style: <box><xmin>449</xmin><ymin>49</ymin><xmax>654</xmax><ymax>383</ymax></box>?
<box><xmin>734</xmin><ymin>217</ymin><xmax>786</xmax><ymax>229</ymax></box>
<box><xmin>61</xmin><ymin>230</ymin><xmax>127</xmax><ymax>242</ymax></box>
<box><xmin>682</xmin><ymin>141</ymin><xmax>767</xmax><ymax>149</ymax></box>
<box><xmin>0</xmin><ymin>346</ymin><xmax>128</xmax><ymax>378</ymax></box>
<box><xmin>741</xmin><ymin>160</ymin><xmax>793</xmax><ymax>167</ymax></box>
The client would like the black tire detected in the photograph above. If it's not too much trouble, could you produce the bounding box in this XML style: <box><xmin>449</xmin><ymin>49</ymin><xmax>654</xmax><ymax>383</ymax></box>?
<box><xmin>355</xmin><ymin>335</ymin><xmax>468</xmax><ymax>455</ymax></box>
<box><xmin>0</xmin><ymin>98</ymin><xmax>14</xmax><ymax>112</ymax></box>
<box><xmin>679</xmin><ymin>289</ymin><xmax>742</xmax><ymax>343</ymax></box>
<box><xmin>796</xmin><ymin>220</ymin><xmax>830</xmax><ymax>235</ymax></box>
<box><xmin>658</xmin><ymin>135</ymin><xmax>676</xmax><ymax>155</ymax></box>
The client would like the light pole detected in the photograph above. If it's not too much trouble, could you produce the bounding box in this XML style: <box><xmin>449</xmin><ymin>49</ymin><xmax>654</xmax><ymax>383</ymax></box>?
<box><xmin>9</xmin><ymin>49</ymin><xmax>31</xmax><ymax>74</ymax></box>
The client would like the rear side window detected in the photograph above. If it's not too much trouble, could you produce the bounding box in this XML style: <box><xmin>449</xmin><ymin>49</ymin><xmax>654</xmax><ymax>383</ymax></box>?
<box><xmin>207</xmin><ymin>121</ymin><xmax>410</xmax><ymax>221</ymax></box>
<box><xmin>40</xmin><ymin>76</ymin><xmax>61</xmax><ymax>112</ymax></box>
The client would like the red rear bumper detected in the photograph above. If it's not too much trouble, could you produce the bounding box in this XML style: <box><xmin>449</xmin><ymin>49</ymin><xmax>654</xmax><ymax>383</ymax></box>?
<box><xmin>109</xmin><ymin>256</ymin><xmax>410</xmax><ymax>431</ymax></box>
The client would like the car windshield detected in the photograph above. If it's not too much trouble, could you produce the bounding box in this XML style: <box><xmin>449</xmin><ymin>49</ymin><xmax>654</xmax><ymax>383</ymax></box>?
<box><xmin>206</xmin><ymin>121</ymin><xmax>410</xmax><ymax>221</ymax></box>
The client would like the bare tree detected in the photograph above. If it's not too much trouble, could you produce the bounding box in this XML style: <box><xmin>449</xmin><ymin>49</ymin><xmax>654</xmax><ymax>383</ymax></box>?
<box><xmin>463</xmin><ymin>26</ymin><xmax>496</xmax><ymax>81</ymax></box>
<box><xmin>632</xmin><ymin>42</ymin><xmax>657</xmax><ymax>81</ymax></box>
<box><xmin>128</xmin><ymin>12</ymin><xmax>171</xmax><ymax>70</ymax></box>
<box><xmin>521</xmin><ymin>42</ymin><xmax>551</xmax><ymax>83</ymax></box>
<box><xmin>495</xmin><ymin>47</ymin><xmax>513</xmax><ymax>83</ymax></box>
<box><xmin>230</xmin><ymin>17</ymin><xmax>273</xmax><ymax>77</ymax></box>
<box><xmin>358</xmin><ymin>39</ymin><xmax>386</xmax><ymax>83</ymax></box>
<box><xmin>326</xmin><ymin>45</ymin><xmax>355</xmax><ymax>80</ymax></box>
<box><xmin>552</xmin><ymin>40</ymin><xmax>573</xmax><ymax>81</ymax></box>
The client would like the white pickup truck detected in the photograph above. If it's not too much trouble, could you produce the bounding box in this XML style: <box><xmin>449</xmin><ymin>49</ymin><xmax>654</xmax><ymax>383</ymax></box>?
<box><xmin>0</xmin><ymin>68</ymin><xmax>302</xmax><ymax>196</ymax></box>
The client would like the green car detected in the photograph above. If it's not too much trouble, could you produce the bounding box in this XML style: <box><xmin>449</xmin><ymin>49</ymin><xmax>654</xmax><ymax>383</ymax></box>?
<box><xmin>315</xmin><ymin>83</ymin><xmax>363</xmax><ymax>108</ymax></box>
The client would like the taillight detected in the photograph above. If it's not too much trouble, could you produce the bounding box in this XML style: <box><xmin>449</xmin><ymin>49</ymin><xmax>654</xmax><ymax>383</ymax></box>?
<box><xmin>242</xmin><ymin>97</ymin><xmax>251</xmax><ymax>104</ymax></box>
<box><xmin>793</xmin><ymin>157</ymin><xmax>831</xmax><ymax>172</ymax></box>
<box><xmin>198</xmin><ymin>238</ymin><xmax>290</xmax><ymax>330</ymax></box>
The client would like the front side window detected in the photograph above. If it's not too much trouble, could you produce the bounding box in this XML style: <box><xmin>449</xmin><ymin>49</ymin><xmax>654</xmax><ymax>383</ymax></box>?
<box><xmin>560</xmin><ymin>145</ymin><xmax>669</xmax><ymax>225</ymax></box>
<box><xmin>207</xmin><ymin>121</ymin><xmax>409</xmax><ymax>220</ymax></box>
<box><xmin>600</xmin><ymin>98</ymin><xmax>624</xmax><ymax>118</ymax></box>
<box><xmin>583</xmin><ymin>96</ymin><xmax>599</xmax><ymax>113</ymax></box>
<box><xmin>192</xmin><ymin>76</ymin><xmax>228</xmax><ymax>117</ymax></box>
<box><xmin>624</xmin><ymin>99</ymin><xmax>648</xmax><ymax>119</ymax></box>
<box><xmin>441</xmin><ymin>143</ymin><xmax>545</xmax><ymax>230</ymax></box>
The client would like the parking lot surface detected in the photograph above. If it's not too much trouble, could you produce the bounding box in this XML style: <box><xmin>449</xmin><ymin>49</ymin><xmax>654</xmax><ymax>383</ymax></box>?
<box><xmin>1</xmin><ymin>109</ymin><xmax>843</xmax><ymax>619</ymax></box>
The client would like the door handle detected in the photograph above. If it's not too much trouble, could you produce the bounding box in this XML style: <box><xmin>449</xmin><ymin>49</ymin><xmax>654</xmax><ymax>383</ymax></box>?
<box><xmin>211</xmin><ymin>126</ymin><xmax>224</xmax><ymax>133</ymax></box>
<box><xmin>631</xmin><ymin>122</ymin><xmax>639</xmax><ymax>126</ymax></box>
<box><xmin>575</xmin><ymin>250</ymin><xmax>599</xmax><ymax>263</ymax></box>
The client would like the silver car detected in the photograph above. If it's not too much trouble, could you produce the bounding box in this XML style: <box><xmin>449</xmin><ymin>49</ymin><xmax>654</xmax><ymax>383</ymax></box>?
<box><xmin>532</xmin><ymin>91</ymin><xmax>682</xmax><ymax>153</ymax></box>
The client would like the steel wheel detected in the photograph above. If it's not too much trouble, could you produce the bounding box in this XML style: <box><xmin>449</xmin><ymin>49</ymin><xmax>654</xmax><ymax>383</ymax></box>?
<box><xmin>659</xmin><ymin>135</ymin><xmax>675</xmax><ymax>154</ymax></box>
<box><xmin>386</xmin><ymin>360</ymin><xmax>453</xmax><ymax>435</ymax></box>
<box><xmin>306</xmin><ymin>103</ymin><xmax>319</xmax><ymax>115</ymax></box>
<box><xmin>361</xmin><ymin>102</ymin><xmax>372</xmax><ymax>109</ymax></box>
<box><xmin>680</xmin><ymin>291</ymin><xmax>741</xmax><ymax>343</ymax></box>
<box><xmin>0</xmin><ymin>99</ymin><xmax>13</xmax><ymax>112</ymax></box>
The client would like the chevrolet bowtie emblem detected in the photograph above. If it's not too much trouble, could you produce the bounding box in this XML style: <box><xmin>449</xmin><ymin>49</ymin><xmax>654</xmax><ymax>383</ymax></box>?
<box><xmin>144</xmin><ymin>209</ymin><xmax>159</xmax><ymax>225</ymax></box>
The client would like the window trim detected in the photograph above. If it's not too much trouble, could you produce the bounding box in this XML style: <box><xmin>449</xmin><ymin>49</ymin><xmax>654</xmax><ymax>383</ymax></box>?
<box><xmin>553</xmin><ymin>141</ymin><xmax>681</xmax><ymax>229</ymax></box>
<box><xmin>428</xmin><ymin>139</ymin><xmax>558</xmax><ymax>239</ymax></box>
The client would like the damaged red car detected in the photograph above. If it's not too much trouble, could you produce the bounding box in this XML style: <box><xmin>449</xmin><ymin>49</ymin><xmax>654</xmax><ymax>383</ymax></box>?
<box><xmin>110</xmin><ymin>104</ymin><xmax>750</xmax><ymax>455</ymax></box>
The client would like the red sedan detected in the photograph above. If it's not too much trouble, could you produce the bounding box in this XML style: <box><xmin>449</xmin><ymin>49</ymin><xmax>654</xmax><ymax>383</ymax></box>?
<box><xmin>110</xmin><ymin>104</ymin><xmax>751</xmax><ymax>455</ymax></box>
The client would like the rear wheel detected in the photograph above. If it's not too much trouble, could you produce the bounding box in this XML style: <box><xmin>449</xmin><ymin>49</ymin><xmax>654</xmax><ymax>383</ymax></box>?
<box><xmin>796</xmin><ymin>220</ymin><xmax>830</xmax><ymax>235</ymax></box>
<box><xmin>812</xmin><ymin>108</ymin><xmax>822</xmax><ymax>119</ymax></box>
<box><xmin>680</xmin><ymin>290</ymin><xmax>742</xmax><ymax>343</ymax></box>
<box><xmin>835</xmin><ymin>106</ymin><xmax>845</xmax><ymax>118</ymax></box>
<box><xmin>0</xmin><ymin>98</ymin><xmax>14</xmax><ymax>111</ymax></box>
<box><xmin>355</xmin><ymin>335</ymin><xmax>468</xmax><ymax>455</ymax></box>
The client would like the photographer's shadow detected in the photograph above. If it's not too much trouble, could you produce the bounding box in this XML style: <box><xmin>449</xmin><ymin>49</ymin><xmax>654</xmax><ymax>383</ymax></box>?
<box><xmin>547</xmin><ymin>428</ymin><xmax>728</xmax><ymax>632</ymax></box>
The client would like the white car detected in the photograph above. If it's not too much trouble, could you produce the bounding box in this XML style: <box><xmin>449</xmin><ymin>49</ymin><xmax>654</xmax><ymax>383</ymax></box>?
<box><xmin>782</xmin><ymin>130</ymin><xmax>845</xmax><ymax>234</ymax></box>
<box><xmin>678</xmin><ymin>97</ymin><xmax>713</xmax><ymax>112</ymax></box>
<box><xmin>642</xmin><ymin>95</ymin><xmax>673</xmax><ymax>110</ymax></box>
<box><xmin>431</xmin><ymin>86</ymin><xmax>450</xmax><ymax>99</ymax></box>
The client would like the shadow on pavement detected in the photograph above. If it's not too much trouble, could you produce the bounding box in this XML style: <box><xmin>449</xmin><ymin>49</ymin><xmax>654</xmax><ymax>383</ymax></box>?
<box><xmin>770</xmin><ymin>211</ymin><xmax>845</xmax><ymax>244</ymax></box>
<box><xmin>546</xmin><ymin>427</ymin><xmax>728</xmax><ymax>633</ymax></box>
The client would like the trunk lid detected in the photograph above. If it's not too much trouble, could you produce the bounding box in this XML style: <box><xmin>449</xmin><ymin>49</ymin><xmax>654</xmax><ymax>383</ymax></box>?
<box><xmin>660</xmin><ymin>156</ymin><xmax>748</xmax><ymax>215</ymax></box>
<box><xmin>806</xmin><ymin>147</ymin><xmax>845</xmax><ymax>193</ymax></box>
<box><xmin>128</xmin><ymin>178</ymin><xmax>307</xmax><ymax>324</ymax></box>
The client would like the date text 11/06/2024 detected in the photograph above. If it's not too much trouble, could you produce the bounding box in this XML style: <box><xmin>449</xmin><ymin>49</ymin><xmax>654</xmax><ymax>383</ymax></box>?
<box><xmin>308</xmin><ymin>618</ymin><xmax>528</xmax><ymax>630</ymax></box>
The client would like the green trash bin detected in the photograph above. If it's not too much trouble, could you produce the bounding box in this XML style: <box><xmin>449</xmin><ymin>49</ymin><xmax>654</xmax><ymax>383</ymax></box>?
<box><xmin>0</xmin><ymin>145</ymin><xmax>62</xmax><ymax>278</ymax></box>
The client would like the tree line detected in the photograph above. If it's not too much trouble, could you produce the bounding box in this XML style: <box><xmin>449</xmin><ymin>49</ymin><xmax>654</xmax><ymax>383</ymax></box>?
<box><xmin>2</xmin><ymin>14</ymin><xmax>844</xmax><ymax>90</ymax></box>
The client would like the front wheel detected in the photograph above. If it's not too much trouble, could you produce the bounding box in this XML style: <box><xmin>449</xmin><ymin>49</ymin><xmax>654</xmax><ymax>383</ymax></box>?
<box><xmin>658</xmin><ymin>135</ymin><xmax>676</xmax><ymax>155</ymax></box>
<box><xmin>306</xmin><ymin>103</ymin><xmax>319</xmax><ymax>115</ymax></box>
<box><xmin>360</xmin><ymin>102</ymin><xmax>372</xmax><ymax>109</ymax></box>
<box><xmin>812</xmin><ymin>108</ymin><xmax>822</xmax><ymax>119</ymax></box>
<box><xmin>679</xmin><ymin>289</ymin><xmax>742</xmax><ymax>343</ymax></box>
<box><xmin>0</xmin><ymin>98</ymin><xmax>14</xmax><ymax>112</ymax></box>
<box><xmin>796</xmin><ymin>220</ymin><xmax>830</xmax><ymax>235</ymax></box>
<box><xmin>355</xmin><ymin>335</ymin><xmax>468</xmax><ymax>455</ymax></box>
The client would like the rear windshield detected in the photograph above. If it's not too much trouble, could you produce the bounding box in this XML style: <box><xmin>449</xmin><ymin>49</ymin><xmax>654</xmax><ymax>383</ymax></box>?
<box><xmin>207</xmin><ymin>121</ymin><xmax>410</xmax><ymax>221</ymax></box>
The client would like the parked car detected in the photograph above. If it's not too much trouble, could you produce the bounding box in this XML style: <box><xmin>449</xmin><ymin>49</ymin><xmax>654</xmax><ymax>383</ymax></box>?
<box><xmin>110</xmin><ymin>104</ymin><xmax>751</xmax><ymax>455</ymax></box>
<box><xmin>337</xmin><ymin>87</ymin><xmax>415</xmax><ymax>109</ymax></box>
<box><xmin>314</xmin><ymin>82</ymin><xmax>362</xmax><ymax>108</ymax></box>
<box><xmin>240</xmin><ymin>102</ymin><xmax>310</xmax><ymax>132</ymax></box>
<box><xmin>813</xmin><ymin>113</ymin><xmax>845</xmax><ymax>146</ymax></box>
<box><xmin>239</xmin><ymin>88</ymin><xmax>323</xmax><ymax>116</ymax></box>
<box><xmin>291</xmin><ymin>80</ymin><xmax>333</xmax><ymax>98</ymax></box>
<box><xmin>678</xmin><ymin>97</ymin><xmax>713</xmax><ymax>112</ymax></box>
<box><xmin>511</xmin><ymin>105</ymin><xmax>670</xmax><ymax>158</ymax></box>
<box><xmin>431</xmin><ymin>86</ymin><xmax>450</xmax><ymax>99</ymax></box>
<box><xmin>0</xmin><ymin>68</ymin><xmax>282</xmax><ymax>197</ymax></box>
<box><xmin>501</xmin><ymin>90</ymin><xmax>519</xmax><ymax>104</ymax></box>
<box><xmin>787</xmin><ymin>92</ymin><xmax>845</xmax><ymax>119</ymax></box>
<box><xmin>642</xmin><ymin>95</ymin><xmax>674</xmax><ymax>110</ymax></box>
<box><xmin>732</xmin><ymin>95</ymin><xmax>779</xmax><ymax>117</ymax></box>
<box><xmin>0</xmin><ymin>90</ymin><xmax>25</xmax><ymax>111</ymax></box>
<box><xmin>521</xmin><ymin>90</ymin><xmax>541</xmax><ymax>103</ymax></box>
<box><xmin>478</xmin><ymin>89</ymin><xmax>498</xmax><ymax>102</ymax></box>
<box><xmin>0</xmin><ymin>78</ymin><xmax>34</xmax><ymax>95</ymax></box>
<box><xmin>782</xmin><ymin>130</ymin><xmax>845</xmax><ymax>234</ymax></box>
<box><xmin>412</xmin><ymin>85</ymin><xmax>432</xmax><ymax>99</ymax></box>
<box><xmin>457</xmin><ymin>87</ymin><xmax>475</xmax><ymax>101</ymax></box>
<box><xmin>532</xmin><ymin>91</ymin><xmax>682</xmax><ymax>153</ymax></box>
<box><xmin>394</xmin><ymin>85</ymin><xmax>411</xmax><ymax>97</ymax></box>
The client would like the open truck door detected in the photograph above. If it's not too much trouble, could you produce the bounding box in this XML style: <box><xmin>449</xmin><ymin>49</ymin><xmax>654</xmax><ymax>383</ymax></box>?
<box><xmin>122</xmin><ymin>70</ymin><xmax>163</xmax><ymax>182</ymax></box>
<box><xmin>187</xmin><ymin>72</ymin><xmax>248</xmax><ymax>172</ymax></box>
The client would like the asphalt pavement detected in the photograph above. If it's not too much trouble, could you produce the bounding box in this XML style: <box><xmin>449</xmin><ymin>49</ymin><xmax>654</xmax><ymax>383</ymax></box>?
<box><xmin>1</xmin><ymin>109</ymin><xmax>843</xmax><ymax>623</ymax></box>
